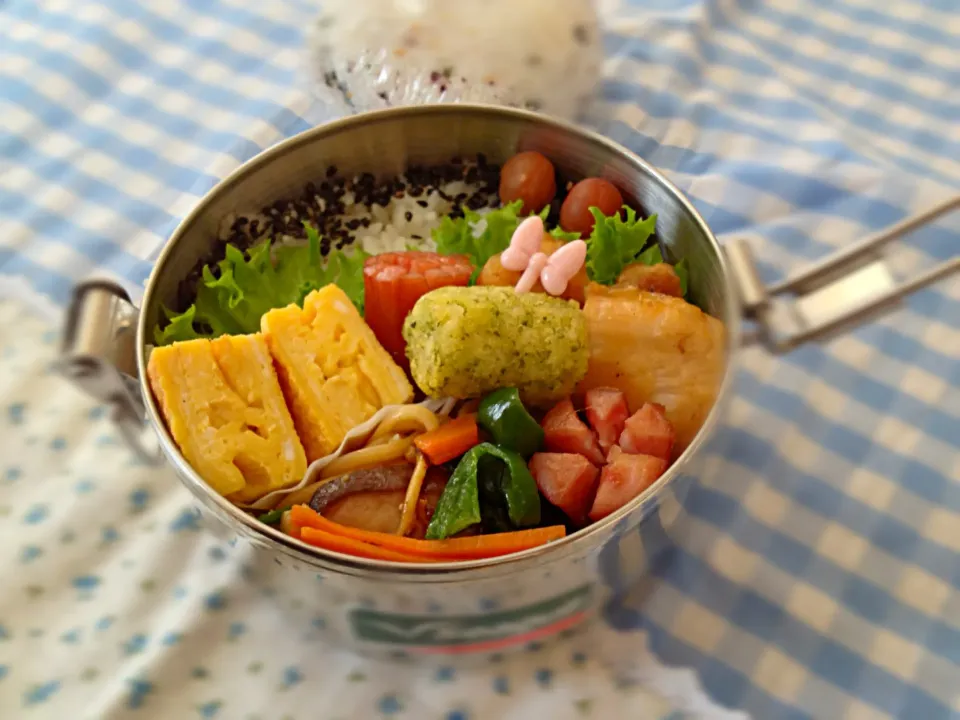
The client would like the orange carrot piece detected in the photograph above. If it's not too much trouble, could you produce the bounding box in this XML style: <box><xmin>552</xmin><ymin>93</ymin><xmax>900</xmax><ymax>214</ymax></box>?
<box><xmin>280</xmin><ymin>509</ymin><xmax>300</xmax><ymax>539</ymax></box>
<box><xmin>288</xmin><ymin>503</ymin><xmax>317</xmax><ymax>537</ymax></box>
<box><xmin>412</xmin><ymin>526</ymin><xmax>567</xmax><ymax>560</ymax></box>
<box><xmin>290</xmin><ymin>505</ymin><xmax>565</xmax><ymax>560</ymax></box>
<box><xmin>299</xmin><ymin>527</ymin><xmax>433</xmax><ymax>563</ymax></box>
<box><xmin>414</xmin><ymin>413</ymin><xmax>480</xmax><ymax>465</ymax></box>
<box><xmin>290</xmin><ymin>503</ymin><xmax>326</xmax><ymax>531</ymax></box>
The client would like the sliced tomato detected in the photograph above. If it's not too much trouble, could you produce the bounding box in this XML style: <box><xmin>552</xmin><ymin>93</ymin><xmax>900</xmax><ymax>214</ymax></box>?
<box><xmin>588</xmin><ymin>452</ymin><xmax>667</xmax><ymax>522</ymax></box>
<box><xmin>528</xmin><ymin>452</ymin><xmax>600</xmax><ymax>525</ymax></box>
<box><xmin>584</xmin><ymin>387</ymin><xmax>629</xmax><ymax>451</ymax></box>
<box><xmin>618</xmin><ymin>403</ymin><xmax>676</xmax><ymax>461</ymax></box>
<box><xmin>363</xmin><ymin>251</ymin><xmax>474</xmax><ymax>366</ymax></box>
<box><xmin>541</xmin><ymin>398</ymin><xmax>605</xmax><ymax>466</ymax></box>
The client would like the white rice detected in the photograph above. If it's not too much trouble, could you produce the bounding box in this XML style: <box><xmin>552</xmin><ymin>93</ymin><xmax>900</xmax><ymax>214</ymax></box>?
<box><xmin>353</xmin><ymin>179</ymin><xmax>482</xmax><ymax>255</ymax></box>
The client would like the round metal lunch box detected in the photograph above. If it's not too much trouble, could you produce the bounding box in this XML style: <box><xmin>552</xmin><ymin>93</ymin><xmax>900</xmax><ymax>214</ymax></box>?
<box><xmin>59</xmin><ymin>105</ymin><xmax>959</xmax><ymax>661</ymax></box>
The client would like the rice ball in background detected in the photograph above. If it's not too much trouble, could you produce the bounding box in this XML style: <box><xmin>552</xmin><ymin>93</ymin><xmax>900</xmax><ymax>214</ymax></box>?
<box><xmin>307</xmin><ymin>0</ymin><xmax>604</xmax><ymax>121</ymax></box>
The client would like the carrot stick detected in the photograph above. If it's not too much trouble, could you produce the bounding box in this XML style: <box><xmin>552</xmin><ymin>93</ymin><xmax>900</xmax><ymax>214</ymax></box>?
<box><xmin>280</xmin><ymin>509</ymin><xmax>299</xmax><ymax>538</ymax></box>
<box><xmin>299</xmin><ymin>527</ymin><xmax>433</xmax><ymax>563</ymax></box>
<box><xmin>414</xmin><ymin>413</ymin><xmax>480</xmax><ymax>465</ymax></box>
<box><xmin>290</xmin><ymin>505</ymin><xmax>565</xmax><ymax>560</ymax></box>
<box><xmin>410</xmin><ymin>526</ymin><xmax>567</xmax><ymax>560</ymax></box>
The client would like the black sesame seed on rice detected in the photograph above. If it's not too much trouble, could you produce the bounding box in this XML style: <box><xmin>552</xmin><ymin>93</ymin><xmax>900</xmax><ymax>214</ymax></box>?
<box><xmin>466</xmin><ymin>195</ymin><xmax>487</xmax><ymax>211</ymax></box>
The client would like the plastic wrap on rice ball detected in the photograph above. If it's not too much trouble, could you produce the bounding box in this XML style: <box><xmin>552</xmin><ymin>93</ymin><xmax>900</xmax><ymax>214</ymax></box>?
<box><xmin>307</xmin><ymin>0</ymin><xmax>603</xmax><ymax>121</ymax></box>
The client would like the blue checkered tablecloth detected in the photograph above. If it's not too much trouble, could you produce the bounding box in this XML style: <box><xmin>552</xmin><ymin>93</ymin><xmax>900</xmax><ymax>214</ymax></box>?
<box><xmin>1</xmin><ymin>0</ymin><xmax>959</xmax><ymax>718</ymax></box>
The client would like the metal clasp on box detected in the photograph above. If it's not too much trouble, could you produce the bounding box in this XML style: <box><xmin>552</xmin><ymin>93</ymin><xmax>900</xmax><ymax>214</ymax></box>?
<box><xmin>728</xmin><ymin>195</ymin><xmax>960</xmax><ymax>352</ymax></box>
<box><xmin>57</xmin><ymin>280</ymin><xmax>162</xmax><ymax>465</ymax></box>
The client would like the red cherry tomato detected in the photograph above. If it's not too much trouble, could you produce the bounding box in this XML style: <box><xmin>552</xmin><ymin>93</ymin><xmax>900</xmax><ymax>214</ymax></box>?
<box><xmin>560</xmin><ymin>178</ymin><xmax>624</xmax><ymax>237</ymax></box>
<box><xmin>499</xmin><ymin>151</ymin><xmax>557</xmax><ymax>215</ymax></box>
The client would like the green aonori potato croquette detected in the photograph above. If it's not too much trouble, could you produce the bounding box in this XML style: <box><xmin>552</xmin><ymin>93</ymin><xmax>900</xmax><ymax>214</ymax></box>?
<box><xmin>402</xmin><ymin>286</ymin><xmax>588</xmax><ymax>407</ymax></box>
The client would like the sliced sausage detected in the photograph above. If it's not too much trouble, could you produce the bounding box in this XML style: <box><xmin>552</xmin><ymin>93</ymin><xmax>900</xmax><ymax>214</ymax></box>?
<box><xmin>529</xmin><ymin>452</ymin><xmax>600</xmax><ymax>525</ymax></box>
<box><xmin>364</xmin><ymin>251</ymin><xmax>474</xmax><ymax>367</ymax></box>
<box><xmin>619</xmin><ymin>403</ymin><xmax>676</xmax><ymax>461</ymax></box>
<box><xmin>588</xmin><ymin>453</ymin><xmax>667</xmax><ymax>522</ymax></box>
<box><xmin>584</xmin><ymin>387</ymin><xmax>630</xmax><ymax>451</ymax></box>
<box><xmin>541</xmin><ymin>398</ymin><xmax>605</xmax><ymax>465</ymax></box>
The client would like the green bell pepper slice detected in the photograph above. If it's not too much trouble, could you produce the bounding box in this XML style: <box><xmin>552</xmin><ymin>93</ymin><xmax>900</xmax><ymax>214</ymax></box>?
<box><xmin>257</xmin><ymin>507</ymin><xmax>288</xmax><ymax>525</ymax></box>
<box><xmin>425</xmin><ymin>442</ymin><xmax>541</xmax><ymax>540</ymax></box>
<box><xmin>477</xmin><ymin>387</ymin><xmax>544</xmax><ymax>458</ymax></box>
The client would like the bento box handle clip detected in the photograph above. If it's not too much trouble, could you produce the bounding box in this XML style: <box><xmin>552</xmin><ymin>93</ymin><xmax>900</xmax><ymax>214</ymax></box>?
<box><xmin>726</xmin><ymin>194</ymin><xmax>960</xmax><ymax>352</ymax></box>
<box><xmin>57</xmin><ymin>280</ymin><xmax>162</xmax><ymax>466</ymax></box>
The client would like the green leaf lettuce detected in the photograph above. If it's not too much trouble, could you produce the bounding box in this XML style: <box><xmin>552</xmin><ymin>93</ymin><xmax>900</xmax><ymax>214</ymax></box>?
<box><xmin>153</xmin><ymin>223</ymin><xmax>369</xmax><ymax>346</ymax></box>
<box><xmin>584</xmin><ymin>205</ymin><xmax>659</xmax><ymax>286</ymax></box>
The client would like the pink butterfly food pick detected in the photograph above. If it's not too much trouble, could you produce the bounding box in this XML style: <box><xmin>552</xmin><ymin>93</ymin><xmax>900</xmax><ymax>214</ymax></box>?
<box><xmin>501</xmin><ymin>216</ymin><xmax>544</xmax><ymax>271</ymax></box>
<box><xmin>540</xmin><ymin>240</ymin><xmax>587</xmax><ymax>295</ymax></box>
<box><xmin>514</xmin><ymin>252</ymin><xmax>549</xmax><ymax>294</ymax></box>
<box><xmin>504</xmin><ymin>215</ymin><xmax>587</xmax><ymax>296</ymax></box>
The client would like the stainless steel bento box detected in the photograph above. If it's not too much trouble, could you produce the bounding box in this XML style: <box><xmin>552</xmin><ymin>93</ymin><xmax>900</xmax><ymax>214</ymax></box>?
<box><xmin>59</xmin><ymin>105</ymin><xmax>958</xmax><ymax>660</ymax></box>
